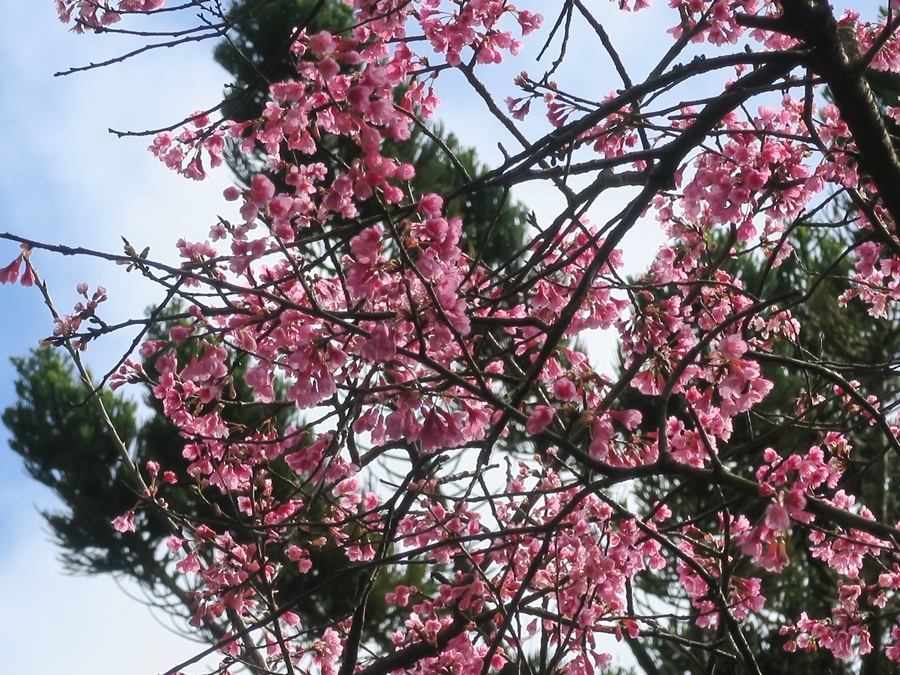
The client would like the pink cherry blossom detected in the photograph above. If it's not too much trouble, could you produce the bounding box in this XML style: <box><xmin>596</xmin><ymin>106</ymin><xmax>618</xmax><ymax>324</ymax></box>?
<box><xmin>0</xmin><ymin>256</ymin><xmax>21</xmax><ymax>284</ymax></box>
<box><xmin>112</xmin><ymin>511</ymin><xmax>136</xmax><ymax>533</ymax></box>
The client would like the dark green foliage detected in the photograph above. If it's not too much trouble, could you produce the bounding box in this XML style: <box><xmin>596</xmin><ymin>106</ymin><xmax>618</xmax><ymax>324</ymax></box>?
<box><xmin>2</xmin><ymin>349</ymin><xmax>151</xmax><ymax>578</ymax></box>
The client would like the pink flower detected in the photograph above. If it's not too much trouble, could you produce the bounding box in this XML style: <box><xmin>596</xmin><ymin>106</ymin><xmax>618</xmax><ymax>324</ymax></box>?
<box><xmin>552</xmin><ymin>378</ymin><xmax>579</xmax><ymax>402</ymax></box>
<box><xmin>718</xmin><ymin>334</ymin><xmax>748</xmax><ymax>360</ymax></box>
<box><xmin>385</xmin><ymin>584</ymin><xmax>415</xmax><ymax>606</ymax></box>
<box><xmin>360</xmin><ymin>323</ymin><xmax>396</xmax><ymax>363</ymax></box>
<box><xmin>517</xmin><ymin>10</ymin><xmax>542</xmax><ymax>35</ymax></box>
<box><xmin>112</xmin><ymin>511</ymin><xmax>136</xmax><ymax>533</ymax></box>
<box><xmin>526</xmin><ymin>405</ymin><xmax>555</xmax><ymax>435</ymax></box>
<box><xmin>419</xmin><ymin>409</ymin><xmax>453</xmax><ymax>453</ymax></box>
<box><xmin>511</xmin><ymin>98</ymin><xmax>531</xmax><ymax>120</ymax></box>
<box><xmin>169</xmin><ymin>324</ymin><xmax>194</xmax><ymax>342</ymax></box>
<box><xmin>223</xmin><ymin>186</ymin><xmax>241</xmax><ymax>201</ymax></box>
<box><xmin>248</xmin><ymin>173</ymin><xmax>275</xmax><ymax>207</ymax></box>
<box><xmin>419</xmin><ymin>193</ymin><xmax>443</xmax><ymax>217</ymax></box>
<box><xmin>0</xmin><ymin>256</ymin><xmax>22</xmax><ymax>284</ymax></box>
<box><xmin>19</xmin><ymin>259</ymin><xmax>35</xmax><ymax>287</ymax></box>
<box><xmin>120</xmin><ymin>0</ymin><xmax>165</xmax><ymax>10</ymax></box>
<box><xmin>764</xmin><ymin>503</ymin><xmax>791</xmax><ymax>531</ymax></box>
<box><xmin>139</xmin><ymin>340</ymin><xmax>166</xmax><ymax>358</ymax></box>
<box><xmin>308</xmin><ymin>30</ymin><xmax>336</xmax><ymax>56</ymax></box>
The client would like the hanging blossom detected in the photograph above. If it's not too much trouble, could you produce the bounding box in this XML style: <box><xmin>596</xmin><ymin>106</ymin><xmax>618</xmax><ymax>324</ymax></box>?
<box><xmin>54</xmin><ymin>0</ymin><xmax>165</xmax><ymax>31</ymax></box>
<box><xmin>0</xmin><ymin>245</ymin><xmax>34</xmax><ymax>287</ymax></box>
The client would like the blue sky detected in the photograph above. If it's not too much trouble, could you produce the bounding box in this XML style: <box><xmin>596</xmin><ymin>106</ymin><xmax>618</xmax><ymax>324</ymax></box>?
<box><xmin>0</xmin><ymin>2</ymin><xmax>233</xmax><ymax>672</ymax></box>
<box><xmin>0</xmin><ymin>1</ymin><xmax>688</xmax><ymax>672</ymax></box>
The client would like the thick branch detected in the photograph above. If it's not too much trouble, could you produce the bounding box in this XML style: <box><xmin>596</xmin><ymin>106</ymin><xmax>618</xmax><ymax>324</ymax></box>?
<box><xmin>741</xmin><ymin>1</ymin><xmax>900</xmax><ymax>232</ymax></box>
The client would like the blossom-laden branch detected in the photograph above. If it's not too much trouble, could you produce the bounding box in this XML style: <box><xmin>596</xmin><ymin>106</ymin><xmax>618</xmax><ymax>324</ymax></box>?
<box><xmin>11</xmin><ymin>0</ymin><xmax>900</xmax><ymax>673</ymax></box>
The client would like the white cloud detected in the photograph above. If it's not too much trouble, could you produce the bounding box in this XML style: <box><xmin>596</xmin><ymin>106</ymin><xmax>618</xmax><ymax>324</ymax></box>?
<box><xmin>0</xmin><ymin>1</ymin><xmax>236</xmax><ymax>375</ymax></box>
<box><xmin>0</xmin><ymin>5</ymin><xmax>238</xmax><ymax>673</ymax></box>
<box><xmin>0</xmin><ymin>492</ymin><xmax>221</xmax><ymax>674</ymax></box>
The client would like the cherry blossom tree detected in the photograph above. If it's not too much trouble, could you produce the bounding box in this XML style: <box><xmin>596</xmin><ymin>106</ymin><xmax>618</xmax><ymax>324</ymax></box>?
<box><xmin>3</xmin><ymin>0</ymin><xmax>526</xmax><ymax>653</ymax></box>
<box><xmin>6</xmin><ymin>1</ymin><xmax>900</xmax><ymax>673</ymax></box>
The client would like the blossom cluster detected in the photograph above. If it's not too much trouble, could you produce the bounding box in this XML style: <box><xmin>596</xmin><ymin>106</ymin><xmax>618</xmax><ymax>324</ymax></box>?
<box><xmin>54</xmin><ymin>0</ymin><xmax>165</xmax><ymax>32</ymax></box>
<box><xmin>0</xmin><ymin>245</ymin><xmax>35</xmax><ymax>287</ymax></box>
